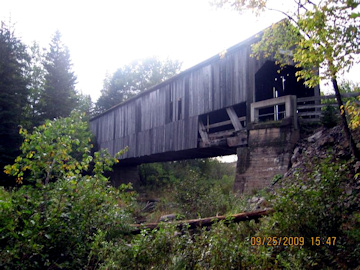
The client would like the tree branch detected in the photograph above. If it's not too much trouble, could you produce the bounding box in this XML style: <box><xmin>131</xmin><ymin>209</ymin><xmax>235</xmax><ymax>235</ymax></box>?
<box><xmin>45</xmin><ymin>157</ymin><xmax>56</xmax><ymax>185</ymax></box>
<box><xmin>266</xmin><ymin>7</ymin><xmax>297</xmax><ymax>25</ymax></box>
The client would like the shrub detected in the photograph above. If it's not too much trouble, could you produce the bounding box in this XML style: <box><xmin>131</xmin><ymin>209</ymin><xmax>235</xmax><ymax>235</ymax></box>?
<box><xmin>260</xmin><ymin>156</ymin><xmax>360</xmax><ymax>269</ymax></box>
<box><xmin>0</xmin><ymin>112</ymin><xmax>135</xmax><ymax>269</ymax></box>
<box><xmin>173</xmin><ymin>170</ymin><xmax>237</xmax><ymax>218</ymax></box>
<box><xmin>95</xmin><ymin>150</ymin><xmax>359</xmax><ymax>269</ymax></box>
<box><xmin>321</xmin><ymin>105</ymin><xmax>338</xmax><ymax>128</ymax></box>
<box><xmin>0</xmin><ymin>179</ymin><xmax>134</xmax><ymax>269</ymax></box>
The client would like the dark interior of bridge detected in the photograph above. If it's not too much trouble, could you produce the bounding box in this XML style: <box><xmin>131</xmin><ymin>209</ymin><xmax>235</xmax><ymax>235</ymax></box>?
<box><xmin>255</xmin><ymin>60</ymin><xmax>314</xmax><ymax>102</ymax></box>
<box><xmin>255</xmin><ymin>61</ymin><xmax>315</xmax><ymax>122</ymax></box>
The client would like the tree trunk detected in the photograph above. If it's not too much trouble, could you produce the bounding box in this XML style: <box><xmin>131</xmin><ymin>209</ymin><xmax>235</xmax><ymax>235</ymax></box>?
<box><xmin>332</xmin><ymin>78</ymin><xmax>359</xmax><ymax>160</ymax></box>
<box><xmin>130</xmin><ymin>209</ymin><xmax>274</xmax><ymax>234</ymax></box>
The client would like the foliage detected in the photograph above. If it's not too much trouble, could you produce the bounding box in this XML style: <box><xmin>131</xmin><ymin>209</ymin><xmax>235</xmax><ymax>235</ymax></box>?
<box><xmin>321</xmin><ymin>105</ymin><xmax>339</xmax><ymax>128</ymax></box>
<box><xmin>88</xmin><ymin>147</ymin><xmax>359</xmax><ymax>269</ymax></box>
<box><xmin>264</xmin><ymin>156</ymin><xmax>360</xmax><ymax>269</ymax></box>
<box><xmin>214</xmin><ymin>0</ymin><xmax>360</xmax><ymax>159</ymax></box>
<box><xmin>39</xmin><ymin>31</ymin><xmax>78</xmax><ymax>121</ymax></box>
<box><xmin>23</xmin><ymin>41</ymin><xmax>46</xmax><ymax>129</ymax></box>
<box><xmin>2</xmin><ymin>112</ymin><xmax>359</xmax><ymax>269</ymax></box>
<box><xmin>340</xmin><ymin>80</ymin><xmax>360</xmax><ymax>95</ymax></box>
<box><xmin>342</xmin><ymin>81</ymin><xmax>360</xmax><ymax>130</ymax></box>
<box><xmin>174</xmin><ymin>170</ymin><xmax>235</xmax><ymax>218</ymax></box>
<box><xmin>76</xmin><ymin>93</ymin><xmax>93</xmax><ymax>118</ymax></box>
<box><xmin>139</xmin><ymin>159</ymin><xmax>235</xmax><ymax>190</ymax></box>
<box><xmin>139</xmin><ymin>159</ymin><xmax>236</xmax><ymax>220</ymax></box>
<box><xmin>0</xmin><ymin>112</ymin><xmax>135</xmax><ymax>269</ymax></box>
<box><xmin>4</xmin><ymin>111</ymin><xmax>99</xmax><ymax>185</ymax></box>
<box><xmin>139</xmin><ymin>162</ymin><xmax>177</xmax><ymax>189</ymax></box>
<box><xmin>89</xmin><ymin>220</ymin><xmax>261</xmax><ymax>270</ymax></box>
<box><xmin>0</xmin><ymin>177</ymin><xmax>134</xmax><ymax>269</ymax></box>
<box><xmin>0</xmin><ymin>23</ymin><xmax>30</xmax><ymax>186</ymax></box>
<box><xmin>344</xmin><ymin>96</ymin><xmax>360</xmax><ymax>130</ymax></box>
<box><xmin>95</xmin><ymin>57</ymin><xmax>182</xmax><ymax>114</ymax></box>
<box><xmin>214</xmin><ymin>0</ymin><xmax>360</xmax><ymax>87</ymax></box>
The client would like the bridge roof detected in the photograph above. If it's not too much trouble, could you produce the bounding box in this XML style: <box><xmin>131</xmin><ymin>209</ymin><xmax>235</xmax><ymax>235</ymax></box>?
<box><xmin>90</xmin><ymin>29</ymin><xmax>262</xmax><ymax>121</ymax></box>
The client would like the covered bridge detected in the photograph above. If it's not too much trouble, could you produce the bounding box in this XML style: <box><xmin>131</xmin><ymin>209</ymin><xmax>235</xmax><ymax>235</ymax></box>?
<box><xmin>90</xmin><ymin>29</ymin><xmax>319</xmax><ymax>192</ymax></box>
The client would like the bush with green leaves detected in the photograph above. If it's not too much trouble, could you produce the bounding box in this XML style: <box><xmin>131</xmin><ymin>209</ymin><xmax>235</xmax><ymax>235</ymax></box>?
<box><xmin>173</xmin><ymin>170</ymin><xmax>237</xmax><ymax>218</ymax></box>
<box><xmin>89</xmin><ymin>220</ymin><xmax>262</xmax><ymax>270</ymax></box>
<box><xmin>321</xmin><ymin>105</ymin><xmax>339</xmax><ymax>128</ymax></box>
<box><xmin>139</xmin><ymin>159</ymin><xmax>235</xmax><ymax>192</ymax></box>
<box><xmin>5</xmin><ymin>111</ymin><xmax>105</xmax><ymax>185</ymax></box>
<box><xmin>0</xmin><ymin>111</ymin><xmax>135</xmax><ymax>269</ymax></box>
<box><xmin>2</xmin><ymin>111</ymin><xmax>358</xmax><ymax>269</ymax></box>
<box><xmin>258</xmin><ymin>156</ymin><xmax>360</xmax><ymax>269</ymax></box>
<box><xmin>90</xmin><ymin>149</ymin><xmax>359</xmax><ymax>269</ymax></box>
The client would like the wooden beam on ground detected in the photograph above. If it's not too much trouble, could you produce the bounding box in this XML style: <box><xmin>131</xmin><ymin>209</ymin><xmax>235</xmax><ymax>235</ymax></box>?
<box><xmin>130</xmin><ymin>209</ymin><xmax>274</xmax><ymax>234</ymax></box>
<box><xmin>226</xmin><ymin>106</ymin><xmax>243</xmax><ymax>131</ymax></box>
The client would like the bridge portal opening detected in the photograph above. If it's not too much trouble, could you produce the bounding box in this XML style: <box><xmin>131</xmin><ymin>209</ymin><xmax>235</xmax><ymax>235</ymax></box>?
<box><xmin>255</xmin><ymin>61</ymin><xmax>314</xmax><ymax>122</ymax></box>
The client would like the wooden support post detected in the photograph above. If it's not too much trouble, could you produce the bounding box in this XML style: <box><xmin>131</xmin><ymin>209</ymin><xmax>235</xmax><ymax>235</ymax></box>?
<box><xmin>226</xmin><ymin>107</ymin><xmax>243</xmax><ymax>131</ymax></box>
<box><xmin>198</xmin><ymin>120</ymin><xmax>209</xmax><ymax>145</ymax></box>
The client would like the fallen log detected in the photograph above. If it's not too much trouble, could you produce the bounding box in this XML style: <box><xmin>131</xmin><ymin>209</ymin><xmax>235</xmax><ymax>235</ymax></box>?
<box><xmin>130</xmin><ymin>208</ymin><xmax>274</xmax><ymax>234</ymax></box>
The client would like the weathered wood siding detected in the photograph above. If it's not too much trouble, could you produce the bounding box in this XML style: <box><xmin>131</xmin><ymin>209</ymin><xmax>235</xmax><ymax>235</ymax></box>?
<box><xmin>90</xmin><ymin>36</ymin><xmax>262</xmax><ymax>159</ymax></box>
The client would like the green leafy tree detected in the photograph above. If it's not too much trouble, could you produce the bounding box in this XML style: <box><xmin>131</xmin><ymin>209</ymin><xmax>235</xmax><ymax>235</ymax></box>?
<box><xmin>0</xmin><ymin>23</ymin><xmax>30</xmax><ymax>185</ymax></box>
<box><xmin>95</xmin><ymin>57</ymin><xmax>182</xmax><ymax>113</ymax></box>
<box><xmin>1</xmin><ymin>112</ymin><xmax>135</xmax><ymax>269</ymax></box>
<box><xmin>4</xmin><ymin>111</ymin><xmax>122</xmax><ymax>185</ymax></box>
<box><xmin>214</xmin><ymin>0</ymin><xmax>360</xmax><ymax>159</ymax></box>
<box><xmin>76</xmin><ymin>92</ymin><xmax>93</xmax><ymax>117</ymax></box>
<box><xmin>39</xmin><ymin>31</ymin><xmax>78</xmax><ymax>120</ymax></box>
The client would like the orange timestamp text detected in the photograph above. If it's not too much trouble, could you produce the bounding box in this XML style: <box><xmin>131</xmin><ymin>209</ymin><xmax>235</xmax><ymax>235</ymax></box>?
<box><xmin>250</xmin><ymin>236</ymin><xmax>337</xmax><ymax>246</ymax></box>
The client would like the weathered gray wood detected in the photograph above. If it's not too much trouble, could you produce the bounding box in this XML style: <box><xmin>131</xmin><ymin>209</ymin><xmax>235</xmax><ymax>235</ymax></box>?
<box><xmin>89</xmin><ymin>30</ymin><xmax>315</xmax><ymax>163</ymax></box>
<box><xmin>207</xmin><ymin>116</ymin><xmax>246</xmax><ymax>130</ymax></box>
<box><xmin>297</xmin><ymin>92</ymin><xmax>360</xmax><ymax>103</ymax></box>
<box><xmin>297</xmin><ymin>104</ymin><xmax>336</xmax><ymax>110</ymax></box>
<box><xmin>227</xmin><ymin>133</ymin><xmax>248</xmax><ymax>147</ymax></box>
<box><xmin>226</xmin><ymin>106</ymin><xmax>243</xmax><ymax>131</ymax></box>
<box><xmin>198</xmin><ymin>120</ymin><xmax>209</xmax><ymax>144</ymax></box>
<box><xmin>298</xmin><ymin>111</ymin><xmax>322</xmax><ymax>117</ymax></box>
<box><xmin>208</xmin><ymin>129</ymin><xmax>235</xmax><ymax>139</ymax></box>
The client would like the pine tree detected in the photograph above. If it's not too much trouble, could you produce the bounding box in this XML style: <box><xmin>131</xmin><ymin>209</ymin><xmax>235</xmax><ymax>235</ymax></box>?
<box><xmin>23</xmin><ymin>41</ymin><xmax>46</xmax><ymax>128</ymax></box>
<box><xmin>40</xmin><ymin>31</ymin><xmax>77</xmax><ymax>120</ymax></box>
<box><xmin>0</xmin><ymin>23</ymin><xmax>30</xmax><ymax>184</ymax></box>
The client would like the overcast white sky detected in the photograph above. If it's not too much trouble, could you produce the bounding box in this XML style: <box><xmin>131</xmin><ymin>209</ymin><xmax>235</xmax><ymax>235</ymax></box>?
<box><xmin>0</xmin><ymin>0</ymin><xmax>283</xmax><ymax>101</ymax></box>
<box><xmin>1</xmin><ymin>0</ymin><xmax>359</xmax><ymax>101</ymax></box>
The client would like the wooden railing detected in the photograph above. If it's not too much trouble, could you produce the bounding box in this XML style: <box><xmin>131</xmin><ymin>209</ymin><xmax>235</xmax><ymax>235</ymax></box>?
<box><xmin>250</xmin><ymin>95</ymin><xmax>298</xmax><ymax>128</ymax></box>
<box><xmin>249</xmin><ymin>93</ymin><xmax>360</xmax><ymax>125</ymax></box>
<box><xmin>297</xmin><ymin>92</ymin><xmax>360</xmax><ymax>123</ymax></box>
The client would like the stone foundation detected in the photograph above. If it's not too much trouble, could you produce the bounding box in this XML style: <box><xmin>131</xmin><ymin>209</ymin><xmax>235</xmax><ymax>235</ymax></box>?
<box><xmin>234</xmin><ymin>124</ymin><xmax>299</xmax><ymax>193</ymax></box>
